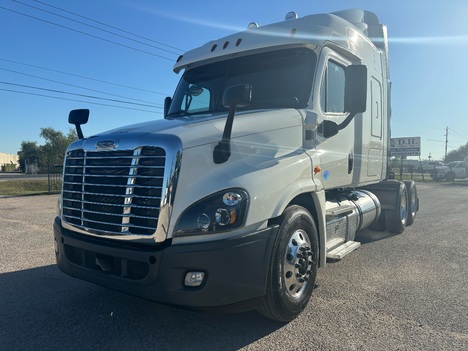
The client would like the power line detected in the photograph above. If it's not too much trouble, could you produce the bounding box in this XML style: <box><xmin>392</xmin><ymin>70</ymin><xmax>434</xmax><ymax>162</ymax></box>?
<box><xmin>1</xmin><ymin>67</ymin><xmax>161</xmax><ymax>105</ymax></box>
<box><xmin>12</xmin><ymin>0</ymin><xmax>183</xmax><ymax>56</ymax></box>
<box><xmin>0</xmin><ymin>57</ymin><xmax>171</xmax><ymax>95</ymax></box>
<box><xmin>448</xmin><ymin>128</ymin><xmax>467</xmax><ymax>141</ymax></box>
<box><xmin>0</xmin><ymin>5</ymin><xmax>175</xmax><ymax>61</ymax></box>
<box><xmin>0</xmin><ymin>81</ymin><xmax>163</xmax><ymax>108</ymax></box>
<box><xmin>0</xmin><ymin>88</ymin><xmax>163</xmax><ymax>114</ymax></box>
<box><xmin>32</xmin><ymin>0</ymin><xmax>185</xmax><ymax>53</ymax></box>
<box><xmin>392</xmin><ymin>115</ymin><xmax>441</xmax><ymax>130</ymax></box>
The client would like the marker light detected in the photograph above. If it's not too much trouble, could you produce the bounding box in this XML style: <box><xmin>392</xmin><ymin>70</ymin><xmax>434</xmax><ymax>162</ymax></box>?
<box><xmin>285</xmin><ymin>11</ymin><xmax>298</xmax><ymax>20</ymax></box>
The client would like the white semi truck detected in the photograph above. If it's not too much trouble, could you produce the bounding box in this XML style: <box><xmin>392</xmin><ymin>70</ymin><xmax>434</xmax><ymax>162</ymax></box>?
<box><xmin>54</xmin><ymin>9</ymin><xmax>419</xmax><ymax>322</ymax></box>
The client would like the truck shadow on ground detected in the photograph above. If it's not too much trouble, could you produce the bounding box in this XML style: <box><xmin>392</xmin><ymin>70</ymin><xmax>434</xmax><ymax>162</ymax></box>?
<box><xmin>355</xmin><ymin>228</ymin><xmax>397</xmax><ymax>244</ymax></box>
<box><xmin>0</xmin><ymin>265</ymin><xmax>283</xmax><ymax>350</ymax></box>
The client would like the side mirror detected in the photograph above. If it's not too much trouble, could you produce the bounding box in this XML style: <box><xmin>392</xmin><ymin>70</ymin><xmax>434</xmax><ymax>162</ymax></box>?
<box><xmin>164</xmin><ymin>97</ymin><xmax>172</xmax><ymax>118</ymax></box>
<box><xmin>68</xmin><ymin>109</ymin><xmax>89</xmax><ymax>139</ymax></box>
<box><xmin>344</xmin><ymin>65</ymin><xmax>367</xmax><ymax>115</ymax></box>
<box><xmin>222</xmin><ymin>84</ymin><xmax>252</xmax><ymax>109</ymax></box>
<box><xmin>320</xmin><ymin>65</ymin><xmax>367</xmax><ymax>138</ymax></box>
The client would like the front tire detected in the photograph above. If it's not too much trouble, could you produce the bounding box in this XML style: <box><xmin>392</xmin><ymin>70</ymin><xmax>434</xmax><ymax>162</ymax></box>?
<box><xmin>258</xmin><ymin>205</ymin><xmax>319</xmax><ymax>322</ymax></box>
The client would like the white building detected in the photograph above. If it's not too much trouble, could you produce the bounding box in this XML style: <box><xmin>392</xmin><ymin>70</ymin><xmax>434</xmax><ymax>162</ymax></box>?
<box><xmin>0</xmin><ymin>152</ymin><xmax>19</xmax><ymax>172</ymax></box>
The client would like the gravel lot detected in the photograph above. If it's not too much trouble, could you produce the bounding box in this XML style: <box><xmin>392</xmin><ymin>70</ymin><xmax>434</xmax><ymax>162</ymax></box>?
<box><xmin>1</xmin><ymin>182</ymin><xmax>467</xmax><ymax>350</ymax></box>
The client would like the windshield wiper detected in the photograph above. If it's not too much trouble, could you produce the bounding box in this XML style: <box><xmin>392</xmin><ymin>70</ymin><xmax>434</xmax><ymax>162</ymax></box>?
<box><xmin>166</xmin><ymin>111</ymin><xmax>193</xmax><ymax>119</ymax></box>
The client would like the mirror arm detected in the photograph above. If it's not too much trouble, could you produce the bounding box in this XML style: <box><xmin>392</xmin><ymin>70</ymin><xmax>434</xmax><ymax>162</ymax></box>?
<box><xmin>213</xmin><ymin>106</ymin><xmax>236</xmax><ymax>164</ymax></box>
<box><xmin>75</xmin><ymin>124</ymin><xmax>84</xmax><ymax>139</ymax></box>
<box><xmin>164</xmin><ymin>97</ymin><xmax>172</xmax><ymax>118</ymax></box>
<box><xmin>337</xmin><ymin>112</ymin><xmax>356</xmax><ymax>131</ymax></box>
<box><xmin>213</xmin><ymin>84</ymin><xmax>252</xmax><ymax>164</ymax></box>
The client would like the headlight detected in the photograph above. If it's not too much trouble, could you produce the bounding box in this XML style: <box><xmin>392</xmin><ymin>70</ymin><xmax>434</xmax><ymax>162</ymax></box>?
<box><xmin>174</xmin><ymin>189</ymin><xmax>248</xmax><ymax>236</ymax></box>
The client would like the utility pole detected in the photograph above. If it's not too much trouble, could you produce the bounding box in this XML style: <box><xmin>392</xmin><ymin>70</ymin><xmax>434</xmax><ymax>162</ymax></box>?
<box><xmin>445</xmin><ymin>126</ymin><xmax>449</xmax><ymax>159</ymax></box>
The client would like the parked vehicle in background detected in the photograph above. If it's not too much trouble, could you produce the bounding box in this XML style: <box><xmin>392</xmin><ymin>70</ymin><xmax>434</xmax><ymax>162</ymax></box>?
<box><xmin>416</xmin><ymin>160</ymin><xmax>444</xmax><ymax>173</ymax></box>
<box><xmin>430</xmin><ymin>161</ymin><xmax>467</xmax><ymax>181</ymax></box>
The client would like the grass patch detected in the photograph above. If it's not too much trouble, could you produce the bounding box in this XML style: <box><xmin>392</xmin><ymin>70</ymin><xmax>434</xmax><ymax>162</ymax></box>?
<box><xmin>441</xmin><ymin>179</ymin><xmax>468</xmax><ymax>186</ymax></box>
<box><xmin>0</xmin><ymin>180</ymin><xmax>50</xmax><ymax>196</ymax></box>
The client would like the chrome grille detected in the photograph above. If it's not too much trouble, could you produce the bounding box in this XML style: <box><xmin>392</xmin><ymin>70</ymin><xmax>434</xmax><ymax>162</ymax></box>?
<box><xmin>62</xmin><ymin>146</ymin><xmax>166</xmax><ymax>236</ymax></box>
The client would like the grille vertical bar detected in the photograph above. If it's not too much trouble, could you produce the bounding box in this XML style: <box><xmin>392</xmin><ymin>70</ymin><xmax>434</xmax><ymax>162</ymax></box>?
<box><xmin>62</xmin><ymin>147</ymin><xmax>166</xmax><ymax>236</ymax></box>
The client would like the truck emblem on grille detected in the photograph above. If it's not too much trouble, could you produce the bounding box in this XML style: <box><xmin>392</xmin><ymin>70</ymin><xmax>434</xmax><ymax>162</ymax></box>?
<box><xmin>96</xmin><ymin>140</ymin><xmax>117</xmax><ymax>150</ymax></box>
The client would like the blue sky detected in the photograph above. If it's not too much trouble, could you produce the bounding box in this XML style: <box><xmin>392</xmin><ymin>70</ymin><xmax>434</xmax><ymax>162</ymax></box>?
<box><xmin>1</xmin><ymin>0</ymin><xmax>468</xmax><ymax>161</ymax></box>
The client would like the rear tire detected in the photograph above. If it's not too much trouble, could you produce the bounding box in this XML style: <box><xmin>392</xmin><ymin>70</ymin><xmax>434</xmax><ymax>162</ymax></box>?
<box><xmin>258</xmin><ymin>205</ymin><xmax>319</xmax><ymax>322</ymax></box>
<box><xmin>404</xmin><ymin>180</ymin><xmax>418</xmax><ymax>226</ymax></box>
<box><xmin>386</xmin><ymin>182</ymin><xmax>408</xmax><ymax>234</ymax></box>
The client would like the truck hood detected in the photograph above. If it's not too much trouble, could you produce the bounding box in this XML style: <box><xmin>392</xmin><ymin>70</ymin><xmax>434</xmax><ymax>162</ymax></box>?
<box><xmin>93</xmin><ymin>109</ymin><xmax>306</xmax><ymax>150</ymax></box>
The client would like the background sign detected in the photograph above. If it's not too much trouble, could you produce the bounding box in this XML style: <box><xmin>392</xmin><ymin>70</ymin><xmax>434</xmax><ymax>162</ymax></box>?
<box><xmin>390</xmin><ymin>137</ymin><xmax>421</xmax><ymax>156</ymax></box>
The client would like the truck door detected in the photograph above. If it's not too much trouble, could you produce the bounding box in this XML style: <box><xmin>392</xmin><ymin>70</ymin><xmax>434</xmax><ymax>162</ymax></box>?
<box><xmin>367</xmin><ymin>76</ymin><xmax>384</xmax><ymax>179</ymax></box>
<box><xmin>314</xmin><ymin>48</ymin><xmax>358</xmax><ymax>189</ymax></box>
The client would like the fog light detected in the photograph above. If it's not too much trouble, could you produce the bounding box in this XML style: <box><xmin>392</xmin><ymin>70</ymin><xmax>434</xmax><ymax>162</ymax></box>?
<box><xmin>184</xmin><ymin>271</ymin><xmax>205</xmax><ymax>287</ymax></box>
<box><xmin>54</xmin><ymin>238</ymin><xmax>59</xmax><ymax>254</ymax></box>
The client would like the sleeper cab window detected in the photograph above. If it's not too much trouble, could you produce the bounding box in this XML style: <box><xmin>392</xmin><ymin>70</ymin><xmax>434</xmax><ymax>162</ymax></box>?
<box><xmin>320</xmin><ymin>60</ymin><xmax>345</xmax><ymax>114</ymax></box>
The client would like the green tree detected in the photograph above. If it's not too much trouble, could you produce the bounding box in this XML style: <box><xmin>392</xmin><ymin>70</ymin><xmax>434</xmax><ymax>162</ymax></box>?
<box><xmin>444</xmin><ymin>142</ymin><xmax>468</xmax><ymax>162</ymax></box>
<box><xmin>17</xmin><ymin>141</ymin><xmax>40</xmax><ymax>172</ymax></box>
<box><xmin>39</xmin><ymin>127</ymin><xmax>77</xmax><ymax>167</ymax></box>
<box><xmin>17</xmin><ymin>127</ymin><xmax>77</xmax><ymax>173</ymax></box>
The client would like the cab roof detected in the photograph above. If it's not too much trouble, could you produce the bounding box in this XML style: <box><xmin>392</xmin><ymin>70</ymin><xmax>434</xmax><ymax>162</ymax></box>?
<box><xmin>173</xmin><ymin>9</ymin><xmax>386</xmax><ymax>73</ymax></box>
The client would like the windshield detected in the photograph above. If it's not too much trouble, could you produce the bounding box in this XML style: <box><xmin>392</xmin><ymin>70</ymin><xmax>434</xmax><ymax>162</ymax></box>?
<box><xmin>167</xmin><ymin>48</ymin><xmax>316</xmax><ymax>117</ymax></box>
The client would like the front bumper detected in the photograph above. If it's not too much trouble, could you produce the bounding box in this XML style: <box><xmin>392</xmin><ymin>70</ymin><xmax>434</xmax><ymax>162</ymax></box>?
<box><xmin>54</xmin><ymin>217</ymin><xmax>278</xmax><ymax>310</ymax></box>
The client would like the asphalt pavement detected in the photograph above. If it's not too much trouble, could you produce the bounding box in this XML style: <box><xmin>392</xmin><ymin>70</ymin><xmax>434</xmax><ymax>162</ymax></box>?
<box><xmin>0</xmin><ymin>182</ymin><xmax>467</xmax><ymax>350</ymax></box>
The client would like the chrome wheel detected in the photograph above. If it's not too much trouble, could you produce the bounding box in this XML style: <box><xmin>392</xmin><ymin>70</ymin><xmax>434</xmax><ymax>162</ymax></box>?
<box><xmin>399</xmin><ymin>190</ymin><xmax>407</xmax><ymax>227</ymax></box>
<box><xmin>283</xmin><ymin>229</ymin><xmax>313</xmax><ymax>299</ymax></box>
<box><xmin>404</xmin><ymin>180</ymin><xmax>418</xmax><ymax>226</ymax></box>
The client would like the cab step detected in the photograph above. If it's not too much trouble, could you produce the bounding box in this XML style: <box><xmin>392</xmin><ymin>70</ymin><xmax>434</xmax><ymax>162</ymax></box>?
<box><xmin>326</xmin><ymin>241</ymin><xmax>361</xmax><ymax>260</ymax></box>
